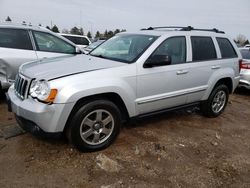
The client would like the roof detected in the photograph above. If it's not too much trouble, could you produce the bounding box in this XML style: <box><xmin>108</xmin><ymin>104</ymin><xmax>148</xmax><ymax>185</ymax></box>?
<box><xmin>120</xmin><ymin>26</ymin><xmax>227</xmax><ymax>37</ymax></box>
<box><xmin>0</xmin><ymin>22</ymin><xmax>50</xmax><ymax>32</ymax></box>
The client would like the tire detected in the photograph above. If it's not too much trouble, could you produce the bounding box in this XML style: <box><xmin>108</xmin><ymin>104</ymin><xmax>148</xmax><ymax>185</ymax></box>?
<box><xmin>201</xmin><ymin>84</ymin><xmax>229</xmax><ymax>118</ymax></box>
<box><xmin>66</xmin><ymin>99</ymin><xmax>122</xmax><ymax>152</ymax></box>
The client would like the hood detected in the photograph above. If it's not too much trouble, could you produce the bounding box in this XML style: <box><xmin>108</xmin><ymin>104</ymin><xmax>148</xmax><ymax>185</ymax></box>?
<box><xmin>20</xmin><ymin>54</ymin><xmax>125</xmax><ymax>80</ymax></box>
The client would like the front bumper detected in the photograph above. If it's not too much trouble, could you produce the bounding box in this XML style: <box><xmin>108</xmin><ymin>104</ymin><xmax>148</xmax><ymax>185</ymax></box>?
<box><xmin>7</xmin><ymin>86</ymin><xmax>75</xmax><ymax>133</ymax></box>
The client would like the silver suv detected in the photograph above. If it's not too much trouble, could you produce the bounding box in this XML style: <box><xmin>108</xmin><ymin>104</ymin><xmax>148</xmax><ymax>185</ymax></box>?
<box><xmin>7</xmin><ymin>26</ymin><xmax>241</xmax><ymax>151</ymax></box>
<box><xmin>0</xmin><ymin>23</ymin><xmax>81</xmax><ymax>94</ymax></box>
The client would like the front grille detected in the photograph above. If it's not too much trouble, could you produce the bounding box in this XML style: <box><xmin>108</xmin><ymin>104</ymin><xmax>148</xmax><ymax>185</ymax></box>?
<box><xmin>14</xmin><ymin>74</ymin><xmax>30</xmax><ymax>100</ymax></box>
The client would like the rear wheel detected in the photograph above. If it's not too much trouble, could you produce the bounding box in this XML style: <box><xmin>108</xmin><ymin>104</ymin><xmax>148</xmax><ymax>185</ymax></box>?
<box><xmin>201</xmin><ymin>84</ymin><xmax>229</xmax><ymax>118</ymax></box>
<box><xmin>66</xmin><ymin>99</ymin><xmax>122</xmax><ymax>152</ymax></box>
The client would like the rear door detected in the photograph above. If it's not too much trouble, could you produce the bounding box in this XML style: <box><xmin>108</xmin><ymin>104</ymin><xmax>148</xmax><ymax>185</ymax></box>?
<box><xmin>0</xmin><ymin>28</ymin><xmax>37</xmax><ymax>83</ymax></box>
<box><xmin>31</xmin><ymin>31</ymin><xmax>76</xmax><ymax>59</ymax></box>
<box><xmin>185</xmin><ymin>36</ymin><xmax>219</xmax><ymax>103</ymax></box>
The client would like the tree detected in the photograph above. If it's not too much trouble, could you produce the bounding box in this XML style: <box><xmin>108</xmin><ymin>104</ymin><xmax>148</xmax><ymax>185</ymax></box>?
<box><xmin>107</xmin><ymin>30</ymin><xmax>114</xmax><ymax>38</ymax></box>
<box><xmin>5</xmin><ymin>16</ymin><xmax>12</xmax><ymax>22</ymax></box>
<box><xmin>114</xmin><ymin>29</ymin><xmax>120</xmax><ymax>35</ymax></box>
<box><xmin>87</xmin><ymin>31</ymin><xmax>92</xmax><ymax>39</ymax></box>
<box><xmin>104</xmin><ymin>30</ymin><xmax>108</xmax><ymax>39</ymax></box>
<box><xmin>79</xmin><ymin>28</ymin><xmax>84</xmax><ymax>35</ymax></box>
<box><xmin>121</xmin><ymin>29</ymin><xmax>126</xmax><ymax>32</ymax></box>
<box><xmin>51</xmin><ymin>25</ymin><xmax>60</xmax><ymax>33</ymax></box>
<box><xmin>70</xmin><ymin>27</ymin><xmax>81</xmax><ymax>35</ymax></box>
<box><xmin>38</xmin><ymin>23</ymin><xmax>42</xmax><ymax>26</ymax></box>
<box><xmin>95</xmin><ymin>31</ymin><xmax>101</xmax><ymax>39</ymax></box>
<box><xmin>244</xmin><ymin>40</ymin><xmax>249</xmax><ymax>45</ymax></box>
<box><xmin>235</xmin><ymin>34</ymin><xmax>247</xmax><ymax>46</ymax></box>
<box><xmin>46</xmin><ymin>26</ymin><xmax>51</xmax><ymax>30</ymax></box>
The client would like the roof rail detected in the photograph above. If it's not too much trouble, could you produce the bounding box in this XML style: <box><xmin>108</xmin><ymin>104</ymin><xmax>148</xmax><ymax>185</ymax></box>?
<box><xmin>141</xmin><ymin>26</ymin><xmax>225</xmax><ymax>34</ymax></box>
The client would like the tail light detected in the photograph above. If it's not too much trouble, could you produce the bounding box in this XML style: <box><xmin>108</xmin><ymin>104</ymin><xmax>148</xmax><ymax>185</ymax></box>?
<box><xmin>240</xmin><ymin>60</ymin><xmax>250</xmax><ymax>70</ymax></box>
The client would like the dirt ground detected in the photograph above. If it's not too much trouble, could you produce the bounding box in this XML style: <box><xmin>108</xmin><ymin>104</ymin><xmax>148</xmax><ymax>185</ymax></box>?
<box><xmin>0</xmin><ymin>89</ymin><xmax>250</xmax><ymax>188</ymax></box>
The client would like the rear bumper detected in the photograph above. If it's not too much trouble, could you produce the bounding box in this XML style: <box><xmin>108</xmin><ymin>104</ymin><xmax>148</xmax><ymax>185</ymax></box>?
<box><xmin>239</xmin><ymin>70</ymin><xmax>250</xmax><ymax>89</ymax></box>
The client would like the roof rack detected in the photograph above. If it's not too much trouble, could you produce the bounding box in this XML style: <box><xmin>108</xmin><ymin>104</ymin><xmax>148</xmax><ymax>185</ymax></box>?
<box><xmin>141</xmin><ymin>26</ymin><xmax>225</xmax><ymax>34</ymax></box>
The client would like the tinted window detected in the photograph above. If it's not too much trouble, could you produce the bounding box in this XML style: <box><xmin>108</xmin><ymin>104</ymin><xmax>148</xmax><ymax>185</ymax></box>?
<box><xmin>151</xmin><ymin>36</ymin><xmax>186</xmax><ymax>64</ymax></box>
<box><xmin>33</xmin><ymin>31</ymin><xmax>75</xmax><ymax>54</ymax></box>
<box><xmin>0</xmin><ymin>28</ymin><xmax>33</xmax><ymax>50</ymax></box>
<box><xmin>63</xmin><ymin>35</ymin><xmax>89</xmax><ymax>45</ymax></box>
<box><xmin>240</xmin><ymin>49</ymin><xmax>250</xmax><ymax>59</ymax></box>
<box><xmin>191</xmin><ymin>37</ymin><xmax>217</xmax><ymax>61</ymax></box>
<box><xmin>216</xmin><ymin>38</ymin><xmax>237</xmax><ymax>58</ymax></box>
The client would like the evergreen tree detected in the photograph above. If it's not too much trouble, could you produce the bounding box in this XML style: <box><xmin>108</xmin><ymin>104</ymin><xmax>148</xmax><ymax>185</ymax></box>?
<box><xmin>51</xmin><ymin>25</ymin><xmax>60</xmax><ymax>33</ymax></box>
<box><xmin>104</xmin><ymin>30</ymin><xmax>108</xmax><ymax>39</ymax></box>
<box><xmin>79</xmin><ymin>28</ymin><xmax>84</xmax><ymax>35</ymax></box>
<box><xmin>46</xmin><ymin>26</ymin><xmax>51</xmax><ymax>30</ymax></box>
<box><xmin>70</xmin><ymin>27</ymin><xmax>81</xmax><ymax>35</ymax></box>
<box><xmin>114</xmin><ymin>29</ymin><xmax>120</xmax><ymax>35</ymax></box>
<box><xmin>95</xmin><ymin>31</ymin><xmax>101</xmax><ymax>39</ymax></box>
<box><xmin>5</xmin><ymin>16</ymin><xmax>12</xmax><ymax>22</ymax></box>
<box><xmin>87</xmin><ymin>31</ymin><xmax>92</xmax><ymax>39</ymax></box>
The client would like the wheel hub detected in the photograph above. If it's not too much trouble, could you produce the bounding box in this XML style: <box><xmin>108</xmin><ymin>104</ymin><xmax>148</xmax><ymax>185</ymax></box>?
<box><xmin>93</xmin><ymin>122</ymin><xmax>103</xmax><ymax>130</ymax></box>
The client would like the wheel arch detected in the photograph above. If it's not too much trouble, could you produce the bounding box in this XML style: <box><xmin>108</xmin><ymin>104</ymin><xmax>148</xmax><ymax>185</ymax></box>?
<box><xmin>63</xmin><ymin>92</ymin><xmax>130</xmax><ymax>133</ymax></box>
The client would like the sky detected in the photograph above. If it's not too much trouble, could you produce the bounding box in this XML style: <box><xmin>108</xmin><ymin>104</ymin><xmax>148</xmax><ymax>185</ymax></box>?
<box><xmin>0</xmin><ymin>0</ymin><xmax>250</xmax><ymax>40</ymax></box>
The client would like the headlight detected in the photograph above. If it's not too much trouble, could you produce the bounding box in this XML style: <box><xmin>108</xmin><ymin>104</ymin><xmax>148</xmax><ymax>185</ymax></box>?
<box><xmin>29</xmin><ymin>80</ymin><xmax>57</xmax><ymax>103</ymax></box>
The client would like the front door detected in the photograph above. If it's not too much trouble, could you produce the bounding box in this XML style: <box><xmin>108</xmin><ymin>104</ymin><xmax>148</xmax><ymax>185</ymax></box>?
<box><xmin>136</xmin><ymin>36</ymin><xmax>191</xmax><ymax>114</ymax></box>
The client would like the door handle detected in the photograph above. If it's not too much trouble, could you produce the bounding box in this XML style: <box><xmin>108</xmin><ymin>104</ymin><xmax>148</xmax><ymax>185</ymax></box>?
<box><xmin>176</xmin><ymin>70</ymin><xmax>189</xmax><ymax>75</ymax></box>
<box><xmin>211</xmin><ymin>65</ymin><xmax>221</xmax><ymax>70</ymax></box>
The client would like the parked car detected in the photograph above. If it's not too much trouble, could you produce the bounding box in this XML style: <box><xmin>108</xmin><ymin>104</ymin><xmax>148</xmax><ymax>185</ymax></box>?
<box><xmin>239</xmin><ymin>47</ymin><xmax>250</xmax><ymax>89</ymax></box>
<box><xmin>83</xmin><ymin>40</ymin><xmax>105</xmax><ymax>54</ymax></box>
<box><xmin>7</xmin><ymin>26</ymin><xmax>241</xmax><ymax>152</ymax></box>
<box><xmin>59</xmin><ymin>33</ymin><xmax>91</xmax><ymax>50</ymax></box>
<box><xmin>0</xmin><ymin>23</ymin><xmax>82</xmax><ymax>95</ymax></box>
<box><xmin>244</xmin><ymin>44</ymin><xmax>250</xmax><ymax>48</ymax></box>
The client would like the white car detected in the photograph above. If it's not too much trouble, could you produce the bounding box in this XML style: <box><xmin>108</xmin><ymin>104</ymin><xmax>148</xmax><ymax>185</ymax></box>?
<box><xmin>0</xmin><ymin>23</ymin><xmax>81</xmax><ymax>94</ymax></box>
<box><xmin>59</xmin><ymin>33</ymin><xmax>91</xmax><ymax>50</ymax></box>
<box><xmin>239</xmin><ymin>47</ymin><xmax>250</xmax><ymax>89</ymax></box>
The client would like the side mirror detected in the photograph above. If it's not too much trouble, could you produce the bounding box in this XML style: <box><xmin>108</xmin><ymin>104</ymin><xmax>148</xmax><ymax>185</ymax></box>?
<box><xmin>75</xmin><ymin>47</ymin><xmax>82</xmax><ymax>54</ymax></box>
<box><xmin>144</xmin><ymin>55</ymin><xmax>171</xmax><ymax>68</ymax></box>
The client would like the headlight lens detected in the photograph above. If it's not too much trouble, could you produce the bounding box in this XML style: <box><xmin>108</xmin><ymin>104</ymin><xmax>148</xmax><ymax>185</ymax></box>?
<box><xmin>30</xmin><ymin>80</ymin><xmax>51</xmax><ymax>101</ymax></box>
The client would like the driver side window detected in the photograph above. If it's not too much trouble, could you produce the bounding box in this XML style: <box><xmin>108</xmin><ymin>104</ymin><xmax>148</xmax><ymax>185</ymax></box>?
<box><xmin>152</xmin><ymin>36</ymin><xmax>186</xmax><ymax>65</ymax></box>
<box><xmin>33</xmin><ymin>31</ymin><xmax>75</xmax><ymax>54</ymax></box>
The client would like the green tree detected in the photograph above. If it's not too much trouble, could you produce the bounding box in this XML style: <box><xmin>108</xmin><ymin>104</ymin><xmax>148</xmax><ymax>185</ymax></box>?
<box><xmin>107</xmin><ymin>30</ymin><xmax>114</xmax><ymax>38</ymax></box>
<box><xmin>46</xmin><ymin>26</ymin><xmax>51</xmax><ymax>30</ymax></box>
<box><xmin>95</xmin><ymin>31</ymin><xmax>101</xmax><ymax>39</ymax></box>
<box><xmin>87</xmin><ymin>31</ymin><xmax>92</xmax><ymax>39</ymax></box>
<box><xmin>79</xmin><ymin>28</ymin><xmax>84</xmax><ymax>35</ymax></box>
<box><xmin>5</xmin><ymin>16</ymin><xmax>12</xmax><ymax>22</ymax></box>
<box><xmin>104</xmin><ymin>30</ymin><xmax>108</xmax><ymax>39</ymax></box>
<box><xmin>51</xmin><ymin>25</ymin><xmax>60</xmax><ymax>33</ymax></box>
<box><xmin>70</xmin><ymin>27</ymin><xmax>81</xmax><ymax>35</ymax></box>
<box><xmin>114</xmin><ymin>29</ymin><xmax>120</xmax><ymax>35</ymax></box>
<box><xmin>121</xmin><ymin>29</ymin><xmax>126</xmax><ymax>32</ymax></box>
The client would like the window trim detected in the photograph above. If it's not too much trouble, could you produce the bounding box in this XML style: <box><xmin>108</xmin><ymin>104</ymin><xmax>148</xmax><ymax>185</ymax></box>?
<box><xmin>191</xmin><ymin>36</ymin><xmax>217</xmax><ymax>62</ymax></box>
<box><xmin>144</xmin><ymin>36</ymin><xmax>187</xmax><ymax>67</ymax></box>
<box><xmin>0</xmin><ymin>28</ymin><xmax>34</xmax><ymax>51</ymax></box>
<box><xmin>32</xmin><ymin>30</ymin><xmax>76</xmax><ymax>54</ymax></box>
<box><xmin>216</xmin><ymin>37</ymin><xmax>238</xmax><ymax>59</ymax></box>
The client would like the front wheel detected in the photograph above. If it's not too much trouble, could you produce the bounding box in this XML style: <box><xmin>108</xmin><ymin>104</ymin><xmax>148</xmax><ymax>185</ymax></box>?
<box><xmin>201</xmin><ymin>84</ymin><xmax>229</xmax><ymax>118</ymax></box>
<box><xmin>66</xmin><ymin>100</ymin><xmax>122</xmax><ymax>152</ymax></box>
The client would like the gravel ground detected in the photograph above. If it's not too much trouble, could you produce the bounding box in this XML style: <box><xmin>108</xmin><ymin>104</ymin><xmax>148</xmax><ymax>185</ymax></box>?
<box><xmin>0</xmin><ymin>89</ymin><xmax>250</xmax><ymax>188</ymax></box>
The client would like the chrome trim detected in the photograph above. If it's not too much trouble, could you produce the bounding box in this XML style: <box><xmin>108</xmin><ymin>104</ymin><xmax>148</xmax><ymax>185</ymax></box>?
<box><xmin>136</xmin><ymin>86</ymin><xmax>207</xmax><ymax>105</ymax></box>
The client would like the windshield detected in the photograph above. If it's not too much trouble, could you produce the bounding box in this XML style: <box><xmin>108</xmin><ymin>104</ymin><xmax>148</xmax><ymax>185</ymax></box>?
<box><xmin>87</xmin><ymin>40</ymin><xmax>105</xmax><ymax>49</ymax></box>
<box><xmin>240</xmin><ymin>49</ymin><xmax>250</xmax><ymax>59</ymax></box>
<box><xmin>90</xmin><ymin>34</ymin><xmax>158</xmax><ymax>63</ymax></box>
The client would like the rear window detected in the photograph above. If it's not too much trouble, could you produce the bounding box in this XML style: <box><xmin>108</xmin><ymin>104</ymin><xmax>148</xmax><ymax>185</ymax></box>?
<box><xmin>0</xmin><ymin>28</ymin><xmax>33</xmax><ymax>50</ymax></box>
<box><xmin>62</xmin><ymin>35</ymin><xmax>89</xmax><ymax>45</ymax></box>
<box><xmin>191</xmin><ymin>36</ymin><xmax>217</xmax><ymax>61</ymax></box>
<box><xmin>240</xmin><ymin>49</ymin><xmax>250</xmax><ymax>60</ymax></box>
<box><xmin>216</xmin><ymin>38</ymin><xmax>237</xmax><ymax>58</ymax></box>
